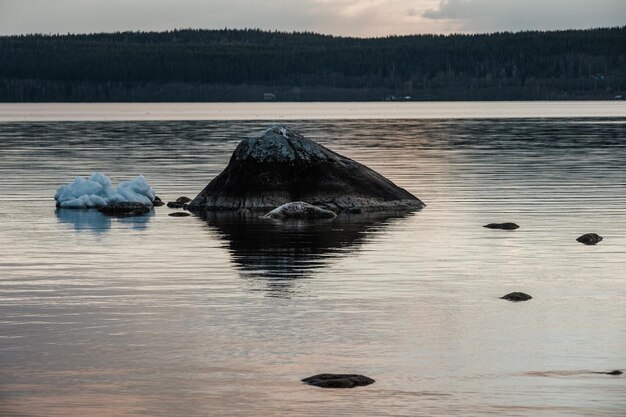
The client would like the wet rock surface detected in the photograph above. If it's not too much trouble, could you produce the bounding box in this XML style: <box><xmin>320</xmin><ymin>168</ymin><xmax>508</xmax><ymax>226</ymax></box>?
<box><xmin>576</xmin><ymin>233</ymin><xmax>603</xmax><ymax>245</ymax></box>
<box><xmin>176</xmin><ymin>196</ymin><xmax>192</xmax><ymax>204</ymax></box>
<box><xmin>97</xmin><ymin>202</ymin><xmax>150</xmax><ymax>216</ymax></box>
<box><xmin>301</xmin><ymin>374</ymin><xmax>375</xmax><ymax>388</ymax></box>
<box><xmin>167</xmin><ymin>201</ymin><xmax>186</xmax><ymax>209</ymax></box>
<box><xmin>263</xmin><ymin>202</ymin><xmax>337</xmax><ymax>220</ymax></box>
<box><xmin>152</xmin><ymin>196</ymin><xmax>165</xmax><ymax>207</ymax></box>
<box><xmin>189</xmin><ymin>126</ymin><xmax>424</xmax><ymax>213</ymax></box>
<box><xmin>484</xmin><ymin>222</ymin><xmax>520</xmax><ymax>230</ymax></box>
<box><xmin>501</xmin><ymin>292</ymin><xmax>532</xmax><ymax>302</ymax></box>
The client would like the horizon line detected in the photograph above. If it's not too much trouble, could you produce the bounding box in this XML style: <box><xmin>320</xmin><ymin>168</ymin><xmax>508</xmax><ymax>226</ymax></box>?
<box><xmin>1</xmin><ymin>25</ymin><xmax>624</xmax><ymax>40</ymax></box>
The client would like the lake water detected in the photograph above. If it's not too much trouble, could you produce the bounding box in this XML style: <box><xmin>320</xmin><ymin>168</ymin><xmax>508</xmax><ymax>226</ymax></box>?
<box><xmin>1</xmin><ymin>102</ymin><xmax>625</xmax><ymax>416</ymax></box>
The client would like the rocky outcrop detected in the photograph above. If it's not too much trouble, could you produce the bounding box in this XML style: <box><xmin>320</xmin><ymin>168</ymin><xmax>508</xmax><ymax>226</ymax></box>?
<box><xmin>576</xmin><ymin>233</ymin><xmax>603</xmax><ymax>245</ymax></box>
<box><xmin>97</xmin><ymin>202</ymin><xmax>150</xmax><ymax>216</ymax></box>
<box><xmin>189</xmin><ymin>126</ymin><xmax>424</xmax><ymax>213</ymax></box>
<box><xmin>484</xmin><ymin>222</ymin><xmax>520</xmax><ymax>230</ymax></box>
<box><xmin>301</xmin><ymin>374</ymin><xmax>375</xmax><ymax>388</ymax></box>
<box><xmin>501</xmin><ymin>292</ymin><xmax>532</xmax><ymax>302</ymax></box>
<box><xmin>263</xmin><ymin>202</ymin><xmax>337</xmax><ymax>220</ymax></box>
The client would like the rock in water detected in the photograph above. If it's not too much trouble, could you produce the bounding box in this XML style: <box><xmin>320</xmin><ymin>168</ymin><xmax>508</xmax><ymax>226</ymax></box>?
<box><xmin>98</xmin><ymin>202</ymin><xmax>150</xmax><ymax>216</ymax></box>
<box><xmin>576</xmin><ymin>233</ymin><xmax>603</xmax><ymax>245</ymax></box>
<box><xmin>189</xmin><ymin>126</ymin><xmax>425</xmax><ymax>212</ymax></box>
<box><xmin>153</xmin><ymin>196</ymin><xmax>165</xmax><ymax>207</ymax></box>
<box><xmin>501</xmin><ymin>292</ymin><xmax>532</xmax><ymax>302</ymax></box>
<box><xmin>176</xmin><ymin>196</ymin><xmax>192</xmax><ymax>204</ymax></box>
<box><xmin>169</xmin><ymin>212</ymin><xmax>191</xmax><ymax>217</ymax></box>
<box><xmin>484</xmin><ymin>222</ymin><xmax>520</xmax><ymax>230</ymax></box>
<box><xmin>301</xmin><ymin>374</ymin><xmax>375</xmax><ymax>388</ymax></box>
<box><xmin>263</xmin><ymin>202</ymin><xmax>337</xmax><ymax>220</ymax></box>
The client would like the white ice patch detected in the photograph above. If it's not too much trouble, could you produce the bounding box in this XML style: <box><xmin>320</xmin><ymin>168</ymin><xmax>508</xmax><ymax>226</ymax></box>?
<box><xmin>265</xmin><ymin>125</ymin><xmax>291</xmax><ymax>139</ymax></box>
<box><xmin>55</xmin><ymin>173</ymin><xmax>155</xmax><ymax>209</ymax></box>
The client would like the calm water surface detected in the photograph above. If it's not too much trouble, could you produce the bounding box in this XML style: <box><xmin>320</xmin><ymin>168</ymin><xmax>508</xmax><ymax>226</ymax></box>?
<box><xmin>1</xmin><ymin>104</ymin><xmax>625</xmax><ymax>416</ymax></box>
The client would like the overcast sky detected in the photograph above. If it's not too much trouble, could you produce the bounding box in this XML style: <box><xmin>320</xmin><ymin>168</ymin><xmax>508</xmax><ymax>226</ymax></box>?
<box><xmin>1</xmin><ymin>0</ymin><xmax>624</xmax><ymax>37</ymax></box>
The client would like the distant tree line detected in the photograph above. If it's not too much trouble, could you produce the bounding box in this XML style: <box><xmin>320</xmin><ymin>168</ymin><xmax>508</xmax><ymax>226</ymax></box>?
<box><xmin>0</xmin><ymin>27</ymin><xmax>624</xmax><ymax>101</ymax></box>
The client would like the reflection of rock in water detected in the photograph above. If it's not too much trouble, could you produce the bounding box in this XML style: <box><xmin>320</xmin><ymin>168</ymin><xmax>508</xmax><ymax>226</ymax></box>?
<box><xmin>200</xmin><ymin>210</ymin><xmax>416</xmax><ymax>295</ymax></box>
<box><xmin>56</xmin><ymin>208</ymin><xmax>153</xmax><ymax>233</ymax></box>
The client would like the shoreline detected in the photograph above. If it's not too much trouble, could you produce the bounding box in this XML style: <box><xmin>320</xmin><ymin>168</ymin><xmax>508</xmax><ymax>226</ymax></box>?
<box><xmin>1</xmin><ymin>101</ymin><xmax>625</xmax><ymax>122</ymax></box>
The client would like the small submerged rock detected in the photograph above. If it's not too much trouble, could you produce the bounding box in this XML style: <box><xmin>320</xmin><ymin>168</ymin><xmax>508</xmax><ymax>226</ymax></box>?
<box><xmin>152</xmin><ymin>196</ymin><xmax>165</xmax><ymax>207</ymax></box>
<box><xmin>97</xmin><ymin>202</ymin><xmax>150</xmax><ymax>217</ymax></box>
<box><xmin>484</xmin><ymin>222</ymin><xmax>520</xmax><ymax>230</ymax></box>
<box><xmin>169</xmin><ymin>212</ymin><xmax>191</xmax><ymax>217</ymax></box>
<box><xmin>263</xmin><ymin>202</ymin><xmax>336</xmax><ymax>220</ymax></box>
<box><xmin>301</xmin><ymin>374</ymin><xmax>375</xmax><ymax>388</ymax></box>
<box><xmin>576</xmin><ymin>233</ymin><xmax>603</xmax><ymax>245</ymax></box>
<box><xmin>501</xmin><ymin>292</ymin><xmax>532</xmax><ymax>302</ymax></box>
<box><xmin>602</xmin><ymin>370</ymin><xmax>623</xmax><ymax>376</ymax></box>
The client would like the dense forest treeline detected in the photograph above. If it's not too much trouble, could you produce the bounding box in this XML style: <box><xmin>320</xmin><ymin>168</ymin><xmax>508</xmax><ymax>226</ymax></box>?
<box><xmin>0</xmin><ymin>27</ymin><xmax>624</xmax><ymax>101</ymax></box>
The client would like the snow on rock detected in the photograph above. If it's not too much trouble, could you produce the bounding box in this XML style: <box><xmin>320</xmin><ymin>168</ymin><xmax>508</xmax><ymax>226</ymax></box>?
<box><xmin>263</xmin><ymin>202</ymin><xmax>337</xmax><ymax>220</ymax></box>
<box><xmin>55</xmin><ymin>173</ymin><xmax>155</xmax><ymax>209</ymax></box>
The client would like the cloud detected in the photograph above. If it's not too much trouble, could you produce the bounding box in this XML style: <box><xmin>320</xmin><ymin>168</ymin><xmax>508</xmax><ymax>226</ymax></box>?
<box><xmin>0</xmin><ymin>0</ymin><xmax>623</xmax><ymax>37</ymax></box>
<box><xmin>0</xmin><ymin>0</ymin><xmax>450</xmax><ymax>37</ymax></box>
<box><xmin>423</xmin><ymin>0</ymin><xmax>626</xmax><ymax>32</ymax></box>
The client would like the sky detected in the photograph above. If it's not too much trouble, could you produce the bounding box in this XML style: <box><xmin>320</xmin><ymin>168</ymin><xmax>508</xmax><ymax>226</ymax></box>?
<box><xmin>0</xmin><ymin>0</ymin><xmax>624</xmax><ymax>37</ymax></box>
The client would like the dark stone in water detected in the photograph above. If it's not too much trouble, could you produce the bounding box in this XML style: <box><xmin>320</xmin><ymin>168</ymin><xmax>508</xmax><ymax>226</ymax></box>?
<box><xmin>97</xmin><ymin>202</ymin><xmax>150</xmax><ymax>217</ymax></box>
<box><xmin>153</xmin><ymin>196</ymin><xmax>165</xmax><ymax>207</ymax></box>
<box><xmin>601</xmin><ymin>370</ymin><xmax>623</xmax><ymax>376</ymax></box>
<box><xmin>169</xmin><ymin>212</ymin><xmax>191</xmax><ymax>217</ymax></box>
<box><xmin>484</xmin><ymin>222</ymin><xmax>520</xmax><ymax>230</ymax></box>
<box><xmin>263</xmin><ymin>202</ymin><xmax>336</xmax><ymax>220</ymax></box>
<box><xmin>176</xmin><ymin>196</ymin><xmax>192</xmax><ymax>204</ymax></box>
<box><xmin>576</xmin><ymin>233</ymin><xmax>603</xmax><ymax>245</ymax></box>
<box><xmin>302</xmin><ymin>374</ymin><xmax>375</xmax><ymax>388</ymax></box>
<box><xmin>167</xmin><ymin>201</ymin><xmax>185</xmax><ymax>209</ymax></box>
<box><xmin>189</xmin><ymin>125</ymin><xmax>425</xmax><ymax>213</ymax></box>
<box><xmin>501</xmin><ymin>292</ymin><xmax>532</xmax><ymax>302</ymax></box>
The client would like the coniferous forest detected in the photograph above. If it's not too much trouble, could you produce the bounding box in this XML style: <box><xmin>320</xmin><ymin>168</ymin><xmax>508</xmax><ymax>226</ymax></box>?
<box><xmin>0</xmin><ymin>27</ymin><xmax>624</xmax><ymax>101</ymax></box>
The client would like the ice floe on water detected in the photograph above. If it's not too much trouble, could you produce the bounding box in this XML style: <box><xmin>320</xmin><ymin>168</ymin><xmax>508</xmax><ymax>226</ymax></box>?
<box><xmin>54</xmin><ymin>172</ymin><xmax>155</xmax><ymax>208</ymax></box>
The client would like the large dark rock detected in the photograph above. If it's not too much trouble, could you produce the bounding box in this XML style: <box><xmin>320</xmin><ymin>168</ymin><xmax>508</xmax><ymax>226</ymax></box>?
<box><xmin>484</xmin><ymin>222</ymin><xmax>520</xmax><ymax>230</ymax></box>
<box><xmin>302</xmin><ymin>374</ymin><xmax>375</xmax><ymax>388</ymax></box>
<box><xmin>189</xmin><ymin>126</ymin><xmax>425</xmax><ymax>213</ymax></box>
<box><xmin>97</xmin><ymin>202</ymin><xmax>150</xmax><ymax>217</ymax></box>
<box><xmin>576</xmin><ymin>233</ymin><xmax>603</xmax><ymax>245</ymax></box>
